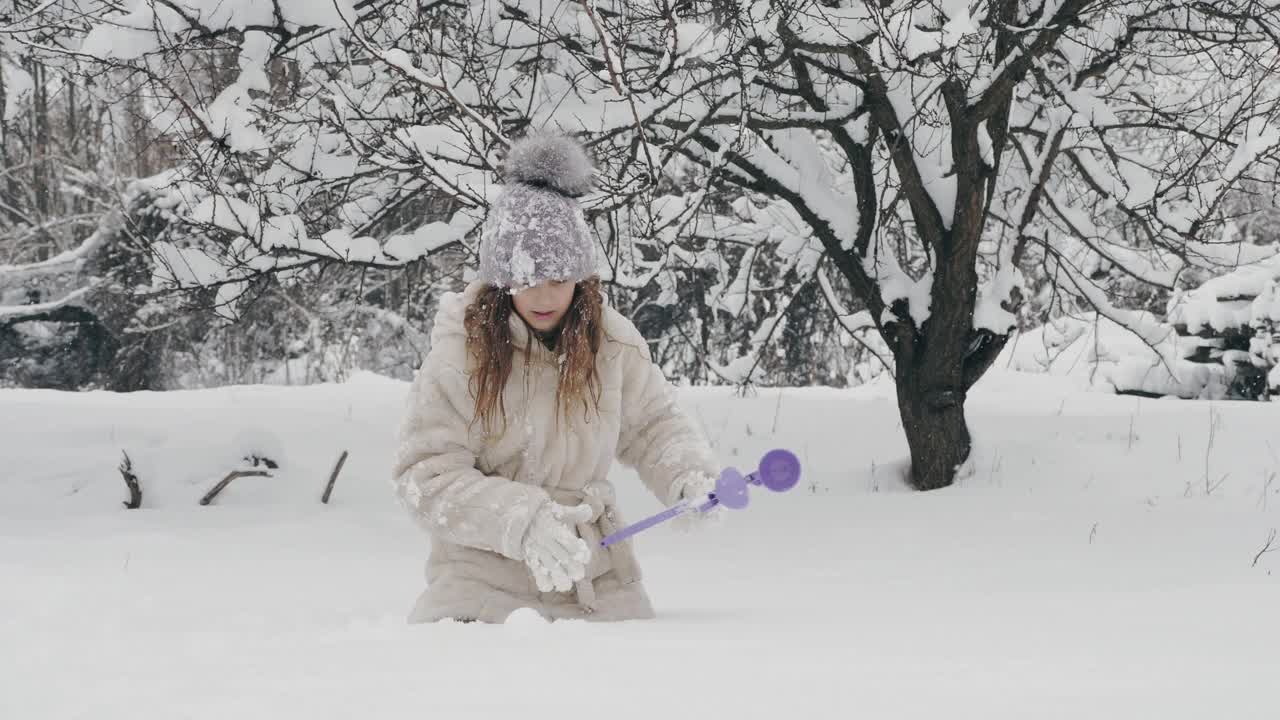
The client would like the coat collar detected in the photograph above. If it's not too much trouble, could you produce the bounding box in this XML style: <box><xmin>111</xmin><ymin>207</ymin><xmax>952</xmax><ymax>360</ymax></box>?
<box><xmin>507</xmin><ymin>307</ymin><xmax>559</xmax><ymax>361</ymax></box>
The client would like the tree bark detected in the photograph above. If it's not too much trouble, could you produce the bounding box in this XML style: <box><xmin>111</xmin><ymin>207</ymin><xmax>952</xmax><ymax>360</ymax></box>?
<box><xmin>885</xmin><ymin>265</ymin><xmax>977</xmax><ymax>492</ymax></box>
<box><xmin>888</xmin><ymin>314</ymin><xmax>1011</xmax><ymax>491</ymax></box>
<box><xmin>896</xmin><ymin>367</ymin><xmax>971</xmax><ymax>491</ymax></box>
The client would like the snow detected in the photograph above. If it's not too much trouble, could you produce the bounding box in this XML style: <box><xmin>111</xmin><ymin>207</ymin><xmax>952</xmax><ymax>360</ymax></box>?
<box><xmin>1168</xmin><ymin>254</ymin><xmax>1280</xmax><ymax>334</ymax></box>
<box><xmin>149</xmin><ymin>241</ymin><xmax>228</xmax><ymax>288</ymax></box>
<box><xmin>394</xmin><ymin>125</ymin><xmax>487</xmax><ymax>197</ymax></box>
<box><xmin>973</xmin><ymin>285</ymin><xmax>1017</xmax><ymax>333</ymax></box>
<box><xmin>190</xmin><ymin>195</ymin><xmax>262</xmax><ymax>236</ymax></box>
<box><xmin>79</xmin><ymin>2</ymin><xmax>183</xmax><ymax>60</ymax></box>
<box><xmin>0</xmin><ymin>283</ymin><xmax>97</xmax><ymax>320</ymax></box>
<box><xmin>977</xmin><ymin>120</ymin><xmax>995</xmax><ymax>167</ymax></box>
<box><xmin>714</xmin><ymin>245</ymin><xmax>756</xmax><ymax>317</ymax></box>
<box><xmin>1223</xmin><ymin>117</ymin><xmax>1280</xmax><ymax>185</ymax></box>
<box><xmin>790</xmin><ymin>5</ymin><xmax>875</xmax><ymax>47</ymax></box>
<box><xmin>754</xmin><ymin>129</ymin><xmax>859</xmax><ymax>250</ymax></box>
<box><xmin>1062</xmin><ymin>86</ymin><xmax>1120</xmax><ymax>128</ymax></box>
<box><xmin>940</xmin><ymin>5</ymin><xmax>979</xmax><ymax>46</ymax></box>
<box><xmin>213</xmin><ymin>279</ymin><xmax>248</xmax><ymax>322</ymax></box>
<box><xmin>1</xmin><ymin>61</ymin><xmax>34</xmax><ymax>121</ymax></box>
<box><xmin>178</xmin><ymin>192</ymin><xmax>450</xmax><ymax>270</ymax></box>
<box><xmin>883</xmin><ymin>73</ymin><xmax>957</xmax><ymax>229</ymax></box>
<box><xmin>4</xmin><ymin>372</ymin><xmax>1279</xmax><ymax>718</ymax></box>
<box><xmin>81</xmin><ymin>0</ymin><xmax>358</xmax><ymax>59</ymax></box>
<box><xmin>975</xmin><ymin>230</ymin><xmax>1022</xmax><ymax>333</ymax></box>
<box><xmin>260</xmin><ymin>214</ymin><xmax>308</xmax><ymax>251</ymax></box>
<box><xmin>996</xmin><ymin>312</ymin><xmax>1238</xmax><ymax>399</ymax></box>
<box><xmin>200</xmin><ymin>82</ymin><xmax>267</xmax><ymax>153</ymax></box>
<box><xmin>13</xmin><ymin>3</ymin><xmax>1280</xmax><ymax>711</ymax></box>
<box><xmin>672</xmin><ymin>22</ymin><xmax>721</xmax><ymax>65</ymax></box>
<box><xmin>0</xmin><ymin>224</ymin><xmax>112</xmax><ymax>279</ymax></box>
<box><xmin>381</xmin><ymin>223</ymin><xmax>462</xmax><ymax>262</ymax></box>
<box><xmin>280</xmin><ymin>133</ymin><xmax>359</xmax><ymax>180</ymax></box>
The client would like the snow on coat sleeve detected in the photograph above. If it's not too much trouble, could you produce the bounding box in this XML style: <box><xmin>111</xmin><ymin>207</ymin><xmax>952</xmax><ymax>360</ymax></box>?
<box><xmin>391</xmin><ymin>355</ymin><xmax>549</xmax><ymax>561</ymax></box>
<box><xmin>614</xmin><ymin>323</ymin><xmax>720</xmax><ymax>506</ymax></box>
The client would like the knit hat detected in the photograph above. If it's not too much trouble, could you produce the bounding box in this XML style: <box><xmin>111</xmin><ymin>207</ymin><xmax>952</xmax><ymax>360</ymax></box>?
<box><xmin>477</xmin><ymin>131</ymin><xmax>598</xmax><ymax>289</ymax></box>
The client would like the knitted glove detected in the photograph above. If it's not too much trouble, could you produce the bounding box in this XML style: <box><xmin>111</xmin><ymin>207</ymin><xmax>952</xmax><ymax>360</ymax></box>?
<box><xmin>521</xmin><ymin>501</ymin><xmax>593</xmax><ymax>593</ymax></box>
<box><xmin>669</xmin><ymin>472</ymin><xmax>726</xmax><ymax>533</ymax></box>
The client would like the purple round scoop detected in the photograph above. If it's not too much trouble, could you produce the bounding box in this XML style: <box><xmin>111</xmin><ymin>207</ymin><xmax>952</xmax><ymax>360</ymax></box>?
<box><xmin>755</xmin><ymin>448</ymin><xmax>801</xmax><ymax>492</ymax></box>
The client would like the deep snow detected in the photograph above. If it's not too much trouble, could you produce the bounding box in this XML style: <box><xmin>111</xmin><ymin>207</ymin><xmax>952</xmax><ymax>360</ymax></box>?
<box><xmin>3</xmin><ymin>370</ymin><xmax>1279</xmax><ymax>718</ymax></box>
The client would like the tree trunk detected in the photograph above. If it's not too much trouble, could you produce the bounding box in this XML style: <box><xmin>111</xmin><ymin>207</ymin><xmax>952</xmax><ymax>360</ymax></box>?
<box><xmin>887</xmin><ymin>317</ymin><xmax>1009</xmax><ymax>491</ymax></box>
<box><xmin>895</xmin><ymin>363</ymin><xmax>971</xmax><ymax>491</ymax></box>
<box><xmin>883</xmin><ymin>220</ymin><xmax>1009</xmax><ymax>490</ymax></box>
<box><xmin>30</xmin><ymin>60</ymin><xmax>50</xmax><ymax>222</ymax></box>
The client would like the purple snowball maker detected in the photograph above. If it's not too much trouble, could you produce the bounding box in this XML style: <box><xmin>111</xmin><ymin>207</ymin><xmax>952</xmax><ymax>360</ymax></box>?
<box><xmin>599</xmin><ymin>448</ymin><xmax>802</xmax><ymax>547</ymax></box>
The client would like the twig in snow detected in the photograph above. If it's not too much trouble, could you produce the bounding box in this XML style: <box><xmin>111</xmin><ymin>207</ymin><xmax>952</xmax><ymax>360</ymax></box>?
<box><xmin>322</xmin><ymin>450</ymin><xmax>349</xmax><ymax>504</ymax></box>
<box><xmin>200</xmin><ymin>470</ymin><xmax>270</xmax><ymax>506</ymax></box>
<box><xmin>1204</xmin><ymin>404</ymin><xmax>1221</xmax><ymax>495</ymax></box>
<box><xmin>1259</xmin><ymin>471</ymin><xmax>1277</xmax><ymax>510</ymax></box>
<box><xmin>771</xmin><ymin>390</ymin><xmax>783</xmax><ymax>434</ymax></box>
<box><xmin>118</xmin><ymin>451</ymin><xmax>142</xmax><ymax>509</ymax></box>
<box><xmin>1251</xmin><ymin>528</ymin><xmax>1277</xmax><ymax>568</ymax></box>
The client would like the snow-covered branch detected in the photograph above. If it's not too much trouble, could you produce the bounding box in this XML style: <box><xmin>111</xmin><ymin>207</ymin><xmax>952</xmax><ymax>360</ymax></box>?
<box><xmin>0</xmin><ymin>222</ymin><xmax>113</xmax><ymax>281</ymax></box>
<box><xmin>0</xmin><ymin>282</ymin><xmax>99</xmax><ymax>321</ymax></box>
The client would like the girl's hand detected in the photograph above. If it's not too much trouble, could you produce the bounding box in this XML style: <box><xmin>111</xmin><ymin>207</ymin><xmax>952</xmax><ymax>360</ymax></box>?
<box><xmin>521</xmin><ymin>501</ymin><xmax>593</xmax><ymax>592</ymax></box>
<box><xmin>670</xmin><ymin>472</ymin><xmax>726</xmax><ymax>533</ymax></box>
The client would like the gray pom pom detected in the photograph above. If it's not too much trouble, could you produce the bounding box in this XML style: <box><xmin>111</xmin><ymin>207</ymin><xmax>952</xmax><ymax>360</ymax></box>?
<box><xmin>502</xmin><ymin>131</ymin><xmax>595</xmax><ymax>197</ymax></box>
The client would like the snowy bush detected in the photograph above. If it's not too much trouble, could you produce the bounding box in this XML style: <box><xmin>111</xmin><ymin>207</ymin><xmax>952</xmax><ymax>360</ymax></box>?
<box><xmin>998</xmin><ymin>312</ymin><xmax>1230</xmax><ymax>400</ymax></box>
<box><xmin>1167</xmin><ymin>253</ymin><xmax>1280</xmax><ymax>400</ymax></box>
<box><xmin>1003</xmin><ymin>248</ymin><xmax>1280</xmax><ymax>401</ymax></box>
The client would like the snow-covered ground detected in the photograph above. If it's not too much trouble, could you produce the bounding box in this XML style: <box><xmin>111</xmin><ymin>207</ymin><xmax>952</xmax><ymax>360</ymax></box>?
<box><xmin>3</xmin><ymin>370</ymin><xmax>1279</xmax><ymax>718</ymax></box>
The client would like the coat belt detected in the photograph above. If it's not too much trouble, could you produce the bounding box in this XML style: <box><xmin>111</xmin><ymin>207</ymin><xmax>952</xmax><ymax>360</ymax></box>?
<box><xmin>545</xmin><ymin>481</ymin><xmax>640</xmax><ymax>610</ymax></box>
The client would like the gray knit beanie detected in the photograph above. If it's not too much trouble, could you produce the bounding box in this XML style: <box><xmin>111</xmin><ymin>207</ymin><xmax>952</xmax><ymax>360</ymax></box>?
<box><xmin>477</xmin><ymin>131</ymin><xmax>597</xmax><ymax>289</ymax></box>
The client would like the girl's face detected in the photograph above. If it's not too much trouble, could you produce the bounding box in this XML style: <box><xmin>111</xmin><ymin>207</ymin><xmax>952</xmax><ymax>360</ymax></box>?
<box><xmin>512</xmin><ymin>280</ymin><xmax>576</xmax><ymax>333</ymax></box>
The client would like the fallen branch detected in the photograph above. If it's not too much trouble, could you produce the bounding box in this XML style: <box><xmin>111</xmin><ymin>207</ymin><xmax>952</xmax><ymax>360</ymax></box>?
<box><xmin>200</xmin><ymin>469</ymin><xmax>270</xmax><ymax>506</ymax></box>
<box><xmin>322</xmin><ymin>450</ymin><xmax>349</xmax><ymax>504</ymax></box>
<box><xmin>118</xmin><ymin>451</ymin><xmax>142</xmax><ymax>509</ymax></box>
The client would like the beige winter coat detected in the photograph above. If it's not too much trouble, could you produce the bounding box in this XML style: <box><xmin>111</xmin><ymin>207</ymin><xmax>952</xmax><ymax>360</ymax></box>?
<box><xmin>391</xmin><ymin>280</ymin><xmax>718</xmax><ymax>623</ymax></box>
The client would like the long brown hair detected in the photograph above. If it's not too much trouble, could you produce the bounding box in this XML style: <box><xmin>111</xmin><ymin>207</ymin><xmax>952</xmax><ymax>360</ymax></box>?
<box><xmin>463</xmin><ymin>278</ymin><xmax>604</xmax><ymax>434</ymax></box>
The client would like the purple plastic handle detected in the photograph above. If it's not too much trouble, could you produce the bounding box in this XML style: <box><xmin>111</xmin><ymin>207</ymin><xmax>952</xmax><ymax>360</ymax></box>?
<box><xmin>599</xmin><ymin>449</ymin><xmax>800</xmax><ymax>547</ymax></box>
<box><xmin>597</xmin><ymin>500</ymin><xmax>701</xmax><ymax>547</ymax></box>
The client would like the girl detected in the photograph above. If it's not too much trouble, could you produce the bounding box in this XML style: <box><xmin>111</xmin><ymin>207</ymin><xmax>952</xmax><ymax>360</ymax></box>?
<box><xmin>390</xmin><ymin>131</ymin><xmax>723</xmax><ymax>623</ymax></box>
